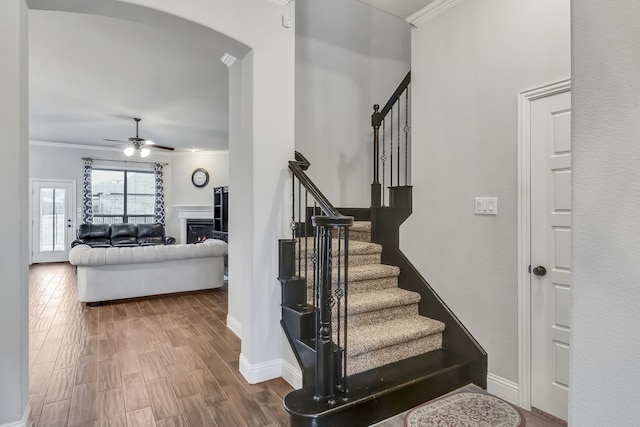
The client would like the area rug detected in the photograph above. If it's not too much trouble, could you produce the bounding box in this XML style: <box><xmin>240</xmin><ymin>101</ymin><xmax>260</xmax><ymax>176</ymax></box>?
<box><xmin>405</xmin><ymin>392</ymin><xmax>524</xmax><ymax>427</ymax></box>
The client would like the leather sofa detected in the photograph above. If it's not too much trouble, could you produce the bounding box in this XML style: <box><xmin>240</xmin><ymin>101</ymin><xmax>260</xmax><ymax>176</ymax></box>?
<box><xmin>71</xmin><ymin>223</ymin><xmax>176</xmax><ymax>248</ymax></box>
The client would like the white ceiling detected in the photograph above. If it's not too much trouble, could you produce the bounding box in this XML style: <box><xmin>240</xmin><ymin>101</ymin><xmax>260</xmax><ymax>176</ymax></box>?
<box><xmin>29</xmin><ymin>2</ymin><xmax>429</xmax><ymax>154</ymax></box>
<box><xmin>358</xmin><ymin>0</ymin><xmax>437</xmax><ymax>20</ymax></box>
<box><xmin>29</xmin><ymin>10</ymin><xmax>230</xmax><ymax>152</ymax></box>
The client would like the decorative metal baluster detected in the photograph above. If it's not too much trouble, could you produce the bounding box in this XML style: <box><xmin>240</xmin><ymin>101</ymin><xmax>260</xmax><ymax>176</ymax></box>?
<box><xmin>404</xmin><ymin>88</ymin><xmax>410</xmax><ymax>186</ymax></box>
<box><xmin>397</xmin><ymin>99</ymin><xmax>401</xmax><ymax>186</ymax></box>
<box><xmin>390</xmin><ymin>104</ymin><xmax>394</xmax><ymax>189</ymax></box>
<box><xmin>342</xmin><ymin>225</ymin><xmax>349</xmax><ymax>394</ymax></box>
<box><xmin>291</xmin><ymin>176</ymin><xmax>296</xmax><ymax>241</ymax></box>
<box><xmin>313</xmin><ymin>202</ymin><xmax>318</xmax><ymax>312</ymax></box>
<box><xmin>336</xmin><ymin>226</ymin><xmax>342</xmax><ymax>391</ymax></box>
<box><xmin>305</xmin><ymin>190</ymin><xmax>309</xmax><ymax>275</ymax></box>
<box><xmin>381</xmin><ymin>119</ymin><xmax>386</xmax><ymax>206</ymax></box>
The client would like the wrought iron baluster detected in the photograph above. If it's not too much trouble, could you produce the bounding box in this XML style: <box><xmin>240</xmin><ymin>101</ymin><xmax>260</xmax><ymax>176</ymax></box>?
<box><xmin>297</xmin><ymin>180</ymin><xmax>302</xmax><ymax>277</ymax></box>
<box><xmin>342</xmin><ymin>226</ymin><xmax>349</xmax><ymax>394</ymax></box>
<box><xmin>382</xmin><ymin>119</ymin><xmax>386</xmax><ymax>206</ymax></box>
<box><xmin>390</xmin><ymin>105</ymin><xmax>394</xmax><ymax>189</ymax></box>
<box><xmin>404</xmin><ymin>88</ymin><xmax>410</xmax><ymax>186</ymax></box>
<box><xmin>397</xmin><ymin>99</ymin><xmax>401</xmax><ymax>186</ymax></box>
<box><xmin>305</xmin><ymin>190</ymin><xmax>309</xmax><ymax>275</ymax></box>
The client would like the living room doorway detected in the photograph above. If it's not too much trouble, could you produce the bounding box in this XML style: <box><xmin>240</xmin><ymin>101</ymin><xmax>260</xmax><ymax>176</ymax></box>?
<box><xmin>31</xmin><ymin>179</ymin><xmax>76</xmax><ymax>263</ymax></box>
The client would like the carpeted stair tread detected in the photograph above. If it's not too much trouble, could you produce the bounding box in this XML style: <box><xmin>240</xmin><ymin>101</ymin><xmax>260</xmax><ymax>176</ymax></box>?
<box><xmin>349</xmin><ymin>221</ymin><xmax>372</xmax><ymax>242</ymax></box>
<box><xmin>350</xmin><ymin>221</ymin><xmax>371</xmax><ymax>233</ymax></box>
<box><xmin>296</xmin><ymin>237</ymin><xmax>382</xmax><ymax>266</ymax></box>
<box><xmin>306</xmin><ymin>264</ymin><xmax>398</xmax><ymax>285</ymax></box>
<box><xmin>295</xmin><ymin>237</ymin><xmax>381</xmax><ymax>256</ymax></box>
<box><xmin>349</xmin><ymin>263</ymin><xmax>398</xmax><ymax>281</ymax></box>
<box><xmin>347</xmin><ymin>288</ymin><xmax>420</xmax><ymax>316</ymax></box>
<box><xmin>348</xmin><ymin>315</ymin><xmax>445</xmax><ymax>357</ymax></box>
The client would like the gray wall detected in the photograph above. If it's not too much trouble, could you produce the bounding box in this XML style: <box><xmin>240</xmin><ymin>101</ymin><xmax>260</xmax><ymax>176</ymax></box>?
<box><xmin>404</xmin><ymin>0</ymin><xmax>570</xmax><ymax>383</ymax></box>
<box><xmin>570</xmin><ymin>2</ymin><xmax>640</xmax><ymax>423</ymax></box>
<box><xmin>295</xmin><ymin>0</ymin><xmax>410</xmax><ymax>208</ymax></box>
<box><xmin>0</xmin><ymin>0</ymin><xmax>29</xmax><ymax>423</ymax></box>
<box><xmin>29</xmin><ymin>143</ymin><xmax>229</xmax><ymax>243</ymax></box>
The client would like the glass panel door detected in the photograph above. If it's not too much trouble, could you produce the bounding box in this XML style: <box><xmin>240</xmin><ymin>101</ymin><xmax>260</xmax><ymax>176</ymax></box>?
<box><xmin>32</xmin><ymin>180</ymin><xmax>75</xmax><ymax>263</ymax></box>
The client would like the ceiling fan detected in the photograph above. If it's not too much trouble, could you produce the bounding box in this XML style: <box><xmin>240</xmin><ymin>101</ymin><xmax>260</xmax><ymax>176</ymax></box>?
<box><xmin>104</xmin><ymin>117</ymin><xmax>175</xmax><ymax>158</ymax></box>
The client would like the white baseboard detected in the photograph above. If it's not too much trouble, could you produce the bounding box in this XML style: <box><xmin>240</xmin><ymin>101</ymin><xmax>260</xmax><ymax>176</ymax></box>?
<box><xmin>238</xmin><ymin>354</ymin><xmax>303</xmax><ymax>389</ymax></box>
<box><xmin>226</xmin><ymin>314</ymin><xmax>241</xmax><ymax>338</ymax></box>
<box><xmin>0</xmin><ymin>404</ymin><xmax>31</xmax><ymax>427</ymax></box>
<box><xmin>281</xmin><ymin>359</ymin><xmax>303</xmax><ymax>389</ymax></box>
<box><xmin>487</xmin><ymin>373</ymin><xmax>519</xmax><ymax>405</ymax></box>
<box><xmin>239</xmin><ymin>354</ymin><xmax>283</xmax><ymax>384</ymax></box>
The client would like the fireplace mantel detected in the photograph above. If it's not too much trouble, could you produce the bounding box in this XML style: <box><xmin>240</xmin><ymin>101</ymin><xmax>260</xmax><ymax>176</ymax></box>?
<box><xmin>173</xmin><ymin>205</ymin><xmax>213</xmax><ymax>243</ymax></box>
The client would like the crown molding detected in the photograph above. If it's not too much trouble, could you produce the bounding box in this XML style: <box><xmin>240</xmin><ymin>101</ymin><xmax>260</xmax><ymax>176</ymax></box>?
<box><xmin>267</xmin><ymin>0</ymin><xmax>293</xmax><ymax>5</ymax></box>
<box><xmin>29</xmin><ymin>140</ymin><xmax>228</xmax><ymax>155</ymax></box>
<box><xmin>29</xmin><ymin>140</ymin><xmax>120</xmax><ymax>152</ymax></box>
<box><xmin>406</xmin><ymin>0</ymin><xmax>465</xmax><ymax>27</ymax></box>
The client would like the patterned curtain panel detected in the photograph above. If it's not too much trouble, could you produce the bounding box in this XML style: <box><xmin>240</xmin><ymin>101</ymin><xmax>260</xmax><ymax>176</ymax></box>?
<box><xmin>154</xmin><ymin>163</ymin><xmax>165</xmax><ymax>225</ymax></box>
<box><xmin>82</xmin><ymin>158</ymin><xmax>93</xmax><ymax>223</ymax></box>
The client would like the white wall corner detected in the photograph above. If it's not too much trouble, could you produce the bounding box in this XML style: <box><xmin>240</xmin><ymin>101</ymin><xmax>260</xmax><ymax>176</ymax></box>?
<box><xmin>226</xmin><ymin>314</ymin><xmax>242</xmax><ymax>338</ymax></box>
<box><xmin>0</xmin><ymin>404</ymin><xmax>31</xmax><ymax>427</ymax></box>
<box><xmin>281</xmin><ymin>359</ymin><xmax>303</xmax><ymax>390</ymax></box>
<box><xmin>406</xmin><ymin>0</ymin><xmax>465</xmax><ymax>27</ymax></box>
<box><xmin>487</xmin><ymin>373</ymin><xmax>519</xmax><ymax>406</ymax></box>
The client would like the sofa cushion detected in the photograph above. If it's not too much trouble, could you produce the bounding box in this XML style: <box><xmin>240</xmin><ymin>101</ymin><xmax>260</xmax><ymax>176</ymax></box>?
<box><xmin>77</xmin><ymin>223</ymin><xmax>112</xmax><ymax>248</ymax></box>
<box><xmin>137</xmin><ymin>223</ymin><xmax>165</xmax><ymax>246</ymax></box>
<box><xmin>110</xmin><ymin>223</ymin><xmax>138</xmax><ymax>247</ymax></box>
<box><xmin>69</xmin><ymin>239</ymin><xmax>228</xmax><ymax>266</ymax></box>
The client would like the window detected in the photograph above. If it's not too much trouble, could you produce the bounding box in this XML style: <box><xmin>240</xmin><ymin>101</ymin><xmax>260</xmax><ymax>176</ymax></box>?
<box><xmin>91</xmin><ymin>169</ymin><xmax>156</xmax><ymax>224</ymax></box>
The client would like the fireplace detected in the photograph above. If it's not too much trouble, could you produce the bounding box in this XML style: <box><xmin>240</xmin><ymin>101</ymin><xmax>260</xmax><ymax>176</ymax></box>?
<box><xmin>172</xmin><ymin>205</ymin><xmax>213</xmax><ymax>244</ymax></box>
<box><xmin>186</xmin><ymin>219</ymin><xmax>215</xmax><ymax>244</ymax></box>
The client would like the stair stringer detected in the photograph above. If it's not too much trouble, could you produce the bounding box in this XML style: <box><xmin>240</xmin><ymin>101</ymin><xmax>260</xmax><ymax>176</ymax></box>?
<box><xmin>371</xmin><ymin>186</ymin><xmax>488</xmax><ymax>389</ymax></box>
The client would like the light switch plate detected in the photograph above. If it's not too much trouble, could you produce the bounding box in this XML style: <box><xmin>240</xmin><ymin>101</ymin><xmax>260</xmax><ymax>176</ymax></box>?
<box><xmin>475</xmin><ymin>197</ymin><xmax>497</xmax><ymax>215</ymax></box>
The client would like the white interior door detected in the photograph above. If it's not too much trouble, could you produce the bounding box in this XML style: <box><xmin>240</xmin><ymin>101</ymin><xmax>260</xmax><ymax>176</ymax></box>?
<box><xmin>32</xmin><ymin>180</ymin><xmax>75</xmax><ymax>263</ymax></box>
<box><xmin>530</xmin><ymin>89</ymin><xmax>571</xmax><ymax>421</ymax></box>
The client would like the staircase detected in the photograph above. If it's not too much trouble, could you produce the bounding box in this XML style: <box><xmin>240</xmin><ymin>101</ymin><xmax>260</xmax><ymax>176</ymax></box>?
<box><xmin>300</xmin><ymin>223</ymin><xmax>446</xmax><ymax>377</ymax></box>
<box><xmin>278</xmin><ymin>73</ymin><xmax>486</xmax><ymax>426</ymax></box>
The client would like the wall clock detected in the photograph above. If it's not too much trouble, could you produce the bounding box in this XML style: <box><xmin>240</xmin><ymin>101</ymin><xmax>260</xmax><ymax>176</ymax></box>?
<box><xmin>191</xmin><ymin>168</ymin><xmax>209</xmax><ymax>188</ymax></box>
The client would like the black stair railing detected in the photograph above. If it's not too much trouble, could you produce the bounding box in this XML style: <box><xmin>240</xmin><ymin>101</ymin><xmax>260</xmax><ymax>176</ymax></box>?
<box><xmin>371</xmin><ymin>71</ymin><xmax>411</xmax><ymax>207</ymax></box>
<box><xmin>280</xmin><ymin>151</ymin><xmax>354</xmax><ymax>403</ymax></box>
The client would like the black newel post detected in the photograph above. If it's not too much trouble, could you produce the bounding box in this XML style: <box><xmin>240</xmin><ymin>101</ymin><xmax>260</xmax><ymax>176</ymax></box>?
<box><xmin>371</xmin><ymin>104</ymin><xmax>382</xmax><ymax>207</ymax></box>
<box><xmin>314</xmin><ymin>223</ymin><xmax>335</xmax><ymax>401</ymax></box>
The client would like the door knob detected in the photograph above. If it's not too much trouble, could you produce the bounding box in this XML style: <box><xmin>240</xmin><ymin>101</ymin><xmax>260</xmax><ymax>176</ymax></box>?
<box><xmin>532</xmin><ymin>266</ymin><xmax>547</xmax><ymax>277</ymax></box>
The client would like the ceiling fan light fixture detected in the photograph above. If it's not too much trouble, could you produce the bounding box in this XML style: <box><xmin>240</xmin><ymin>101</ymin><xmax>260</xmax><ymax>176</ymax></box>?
<box><xmin>140</xmin><ymin>148</ymin><xmax>151</xmax><ymax>158</ymax></box>
<box><xmin>123</xmin><ymin>146</ymin><xmax>135</xmax><ymax>157</ymax></box>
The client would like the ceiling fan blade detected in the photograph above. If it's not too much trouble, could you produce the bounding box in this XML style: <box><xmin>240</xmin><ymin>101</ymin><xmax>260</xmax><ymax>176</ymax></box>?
<box><xmin>103</xmin><ymin>138</ymin><xmax>127</xmax><ymax>143</ymax></box>
<box><xmin>144</xmin><ymin>140</ymin><xmax>175</xmax><ymax>151</ymax></box>
<box><xmin>150</xmin><ymin>144</ymin><xmax>175</xmax><ymax>151</ymax></box>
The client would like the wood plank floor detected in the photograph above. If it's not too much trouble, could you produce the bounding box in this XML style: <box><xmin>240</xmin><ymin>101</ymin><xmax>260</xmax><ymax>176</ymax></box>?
<box><xmin>29</xmin><ymin>262</ymin><xmax>567</xmax><ymax>427</ymax></box>
<box><xmin>28</xmin><ymin>262</ymin><xmax>293</xmax><ymax>427</ymax></box>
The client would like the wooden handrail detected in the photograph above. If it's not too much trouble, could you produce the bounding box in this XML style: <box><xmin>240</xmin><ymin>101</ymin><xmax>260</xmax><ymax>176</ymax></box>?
<box><xmin>289</xmin><ymin>151</ymin><xmax>344</xmax><ymax>219</ymax></box>
<box><xmin>372</xmin><ymin>71</ymin><xmax>411</xmax><ymax>127</ymax></box>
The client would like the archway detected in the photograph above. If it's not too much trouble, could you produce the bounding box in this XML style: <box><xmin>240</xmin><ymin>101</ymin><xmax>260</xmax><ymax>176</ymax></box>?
<box><xmin>1</xmin><ymin>0</ymin><xmax>296</xmax><ymax>424</ymax></box>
